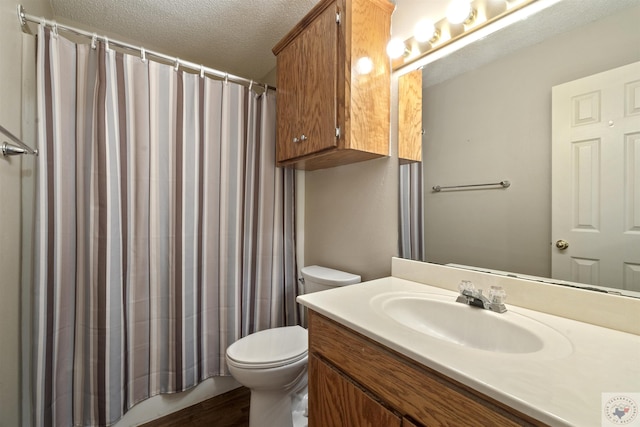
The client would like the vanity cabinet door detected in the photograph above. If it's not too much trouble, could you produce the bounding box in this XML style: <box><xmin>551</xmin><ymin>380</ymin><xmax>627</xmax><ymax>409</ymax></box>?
<box><xmin>402</xmin><ymin>417</ymin><xmax>425</xmax><ymax>427</ymax></box>
<box><xmin>275</xmin><ymin>2</ymin><xmax>338</xmax><ymax>163</ymax></box>
<box><xmin>309</xmin><ymin>353</ymin><xmax>401</xmax><ymax>427</ymax></box>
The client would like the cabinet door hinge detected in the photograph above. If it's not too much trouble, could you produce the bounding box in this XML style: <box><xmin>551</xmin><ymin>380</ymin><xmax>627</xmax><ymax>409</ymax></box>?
<box><xmin>336</xmin><ymin>11</ymin><xmax>341</xmax><ymax>24</ymax></box>
<box><xmin>335</xmin><ymin>127</ymin><xmax>341</xmax><ymax>138</ymax></box>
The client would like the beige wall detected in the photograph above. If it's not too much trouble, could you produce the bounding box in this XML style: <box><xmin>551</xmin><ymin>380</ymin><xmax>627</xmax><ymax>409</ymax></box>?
<box><xmin>422</xmin><ymin>5</ymin><xmax>640</xmax><ymax>278</ymax></box>
<box><xmin>0</xmin><ymin>1</ymin><xmax>52</xmax><ymax>425</ymax></box>
<box><xmin>303</xmin><ymin>75</ymin><xmax>400</xmax><ymax>281</ymax></box>
<box><xmin>304</xmin><ymin>157</ymin><xmax>399</xmax><ymax>281</ymax></box>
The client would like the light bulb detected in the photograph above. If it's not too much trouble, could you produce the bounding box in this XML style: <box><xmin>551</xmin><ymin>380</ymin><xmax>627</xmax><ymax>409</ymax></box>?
<box><xmin>355</xmin><ymin>57</ymin><xmax>373</xmax><ymax>75</ymax></box>
<box><xmin>447</xmin><ymin>0</ymin><xmax>472</xmax><ymax>24</ymax></box>
<box><xmin>386</xmin><ymin>38</ymin><xmax>406</xmax><ymax>59</ymax></box>
<box><xmin>413</xmin><ymin>20</ymin><xmax>436</xmax><ymax>43</ymax></box>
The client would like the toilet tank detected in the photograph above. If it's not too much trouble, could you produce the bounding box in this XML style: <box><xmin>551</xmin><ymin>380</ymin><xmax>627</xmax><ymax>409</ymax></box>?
<box><xmin>300</xmin><ymin>265</ymin><xmax>361</xmax><ymax>294</ymax></box>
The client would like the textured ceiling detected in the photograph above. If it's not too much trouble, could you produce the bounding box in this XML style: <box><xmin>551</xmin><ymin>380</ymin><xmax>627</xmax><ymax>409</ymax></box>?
<box><xmin>47</xmin><ymin>0</ymin><xmax>449</xmax><ymax>83</ymax></box>
<box><xmin>49</xmin><ymin>0</ymin><xmax>318</xmax><ymax>82</ymax></box>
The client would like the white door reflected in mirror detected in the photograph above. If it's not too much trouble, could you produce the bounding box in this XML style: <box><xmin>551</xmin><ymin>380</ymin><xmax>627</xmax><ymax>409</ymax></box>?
<box><xmin>551</xmin><ymin>61</ymin><xmax>640</xmax><ymax>292</ymax></box>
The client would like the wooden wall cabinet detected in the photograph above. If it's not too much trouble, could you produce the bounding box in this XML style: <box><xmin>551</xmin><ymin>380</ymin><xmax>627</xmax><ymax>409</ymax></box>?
<box><xmin>272</xmin><ymin>0</ymin><xmax>394</xmax><ymax>171</ymax></box>
<box><xmin>398</xmin><ymin>69</ymin><xmax>423</xmax><ymax>164</ymax></box>
<box><xmin>308</xmin><ymin>311</ymin><xmax>548</xmax><ymax>427</ymax></box>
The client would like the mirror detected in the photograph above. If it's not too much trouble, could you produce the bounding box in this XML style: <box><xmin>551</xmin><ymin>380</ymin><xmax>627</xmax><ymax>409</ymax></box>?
<box><xmin>398</xmin><ymin>0</ymin><xmax>640</xmax><ymax>297</ymax></box>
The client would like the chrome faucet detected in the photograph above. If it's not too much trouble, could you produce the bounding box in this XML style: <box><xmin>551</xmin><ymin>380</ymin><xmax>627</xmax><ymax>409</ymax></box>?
<box><xmin>455</xmin><ymin>280</ymin><xmax>507</xmax><ymax>313</ymax></box>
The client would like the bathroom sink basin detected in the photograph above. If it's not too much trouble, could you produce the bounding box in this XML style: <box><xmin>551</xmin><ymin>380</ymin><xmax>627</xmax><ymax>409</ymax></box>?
<box><xmin>371</xmin><ymin>292</ymin><xmax>572</xmax><ymax>357</ymax></box>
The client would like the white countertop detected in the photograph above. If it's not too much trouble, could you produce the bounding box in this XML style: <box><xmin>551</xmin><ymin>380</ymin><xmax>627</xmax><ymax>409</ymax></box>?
<box><xmin>297</xmin><ymin>277</ymin><xmax>640</xmax><ymax>427</ymax></box>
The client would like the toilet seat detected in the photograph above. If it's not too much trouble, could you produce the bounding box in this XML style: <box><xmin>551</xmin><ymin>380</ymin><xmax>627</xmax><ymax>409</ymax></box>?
<box><xmin>226</xmin><ymin>326</ymin><xmax>308</xmax><ymax>369</ymax></box>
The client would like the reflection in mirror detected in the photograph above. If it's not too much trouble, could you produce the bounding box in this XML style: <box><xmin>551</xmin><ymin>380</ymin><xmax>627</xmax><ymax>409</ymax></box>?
<box><xmin>399</xmin><ymin>160</ymin><xmax>424</xmax><ymax>261</ymax></box>
<box><xmin>398</xmin><ymin>0</ymin><xmax>640</xmax><ymax>297</ymax></box>
<box><xmin>398</xmin><ymin>69</ymin><xmax>423</xmax><ymax>164</ymax></box>
<box><xmin>398</xmin><ymin>70</ymin><xmax>426</xmax><ymax>261</ymax></box>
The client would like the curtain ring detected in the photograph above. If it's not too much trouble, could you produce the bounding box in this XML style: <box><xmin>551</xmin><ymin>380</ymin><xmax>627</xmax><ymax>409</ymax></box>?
<box><xmin>224</xmin><ymin>73</ymin><xmax>228</xmax><ymax>84</ymax></box>
<box><xmin>52</xmin><ymin>21</ymin><xmax>58</xmax><ymax>37</ymax></box>
<box><xmin>248</xmin><ymin>80</ymin><xmax>253</xmax><ymax>91</ymax></box>
<box><xmin>104</xmin><ymin>36</ymin><xmax>110</xmax><ymax>51</ymax></box>
<box><xmin>174</xmin><ymin>58</ymin><xmax>180</xmax><ymax>72</ymax></box>
<box><xmin>200</xmin><ymin>65</ymin><xmax>205</xmax><ymax>79</ymax></box>
<box><xmin>140</xmin><ymin>47</ymin><xmax>147</xmax><ymax>63</ymax></box>
<box><xmin>91</xmin><ymin>33</ymin><xmax>97</xmax><ymax>50</ymax></box>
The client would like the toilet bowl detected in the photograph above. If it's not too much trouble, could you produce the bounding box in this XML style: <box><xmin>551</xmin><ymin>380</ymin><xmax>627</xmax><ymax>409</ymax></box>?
<box><xmin>225</xmin><ymin>265</ymin><xmax>360</xmax><ymax>427</ymax></box>
<box><xmin>226</xmin><ymin>326</ymin><xmax>309</xmax><ymax>427</ymax></box>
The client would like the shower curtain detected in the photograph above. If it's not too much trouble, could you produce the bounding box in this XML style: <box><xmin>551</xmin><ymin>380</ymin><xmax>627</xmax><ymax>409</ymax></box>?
<box><xmin>399</xmin><ymin>163</ymin><xmax>425</xmax><ymax>261</ymax></box>
<box><xmin>32</xmin><ymin>26</ymin><xmax>296</xmax><ymax>427</ymax></box>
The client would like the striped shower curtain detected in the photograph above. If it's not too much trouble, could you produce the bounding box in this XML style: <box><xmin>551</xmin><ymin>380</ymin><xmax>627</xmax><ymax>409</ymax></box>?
<box><xmin>399</xmin><ymin>163</ymin><xmax>425</xmax><ymax>261</ymax></box>
<box><xmin>32</xmin><ymin>26</ymin><xmax>297</xmax><ymax>426</ymax></box>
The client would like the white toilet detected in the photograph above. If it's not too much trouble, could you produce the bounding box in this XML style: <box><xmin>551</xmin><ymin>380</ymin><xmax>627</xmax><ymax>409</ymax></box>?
<box><xmin>225</xmin><ymin>265</ymin><xmax>361</xmax><ymax>427</ymax></box>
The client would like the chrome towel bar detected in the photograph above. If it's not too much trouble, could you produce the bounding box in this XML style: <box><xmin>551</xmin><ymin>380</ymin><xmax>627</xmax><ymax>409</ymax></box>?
<box><xmin>432</xmin><ymin>180</ymin><xmax>510</xmax><ymax>192</ymax></box>
<box><xmin>0</xmin><ymin>123</ymin><xmax>38</xmax><ymax>156</ymax></box>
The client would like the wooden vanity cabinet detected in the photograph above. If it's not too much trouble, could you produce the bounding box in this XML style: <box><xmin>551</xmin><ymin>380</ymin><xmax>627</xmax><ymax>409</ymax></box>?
<box><xmin>272</xmin><ymin>0</ymin><xmax>393</xmax><ymax>170</ymax></box>
<box><xmin>401</xmin><ymin>418</ymin><xmax>422</xmax><ymax>427</ymax></box>
<box><xmin>308</xmin><ymin>310</ymin><xmax>548</xmax><ymax>427</ymax></box>
<box><xmin>310</xmin><ymin>354</ymin><xmax>401</xmax><ymax>426</ymax></box>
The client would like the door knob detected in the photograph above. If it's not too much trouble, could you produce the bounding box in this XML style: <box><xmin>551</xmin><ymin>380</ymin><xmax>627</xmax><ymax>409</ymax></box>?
<box><xmin>555</xmin><ymin>240</ymin><xmax>569</xmax><ymax>250</ymax></box>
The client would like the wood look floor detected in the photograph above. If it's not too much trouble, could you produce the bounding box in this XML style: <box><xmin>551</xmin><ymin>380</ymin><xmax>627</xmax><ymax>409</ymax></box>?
<box><xmin>140</xmin><ymin>387</ymin><xmax>250</xmax><ymax>427</ymax></box>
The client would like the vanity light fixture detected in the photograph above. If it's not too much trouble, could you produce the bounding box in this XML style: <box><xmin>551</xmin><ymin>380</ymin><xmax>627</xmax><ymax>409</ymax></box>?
<box><xmin>386</xmin><ymin>37</ymin><xmax>409</xmax><ymax>59</ymax></box>
<box><xmin>413</xmin><ymin>19</ymin><xmax>441</xmax><ymax>44</ymax></box>
<box><xmin>390</xmin><ymin>0</ymin><xmax>541</xmax><ymax>70</ymax></box>
<box><xmin>446</xmin><ymin>0</ymin><xmax>477</xmax><ymax>25</ymax></box>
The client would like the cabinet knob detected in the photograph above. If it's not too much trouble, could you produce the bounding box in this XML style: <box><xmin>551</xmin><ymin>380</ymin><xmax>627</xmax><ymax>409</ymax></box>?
<box><xmin>293</xmin><ymin>135</ymin><xmax>307</xmax><ymax>143</ymax></box>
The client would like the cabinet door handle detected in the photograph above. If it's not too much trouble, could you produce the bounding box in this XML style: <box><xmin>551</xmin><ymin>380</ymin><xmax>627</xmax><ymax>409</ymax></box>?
<box><xmin>300</xmin><ymin>134</ymin><xmax>308</xmax><ymax>141</ymax></box>
<box><xmin>293</xmin><ymin>137</ymin><xmax>299</xmax><ymax>143</ymax></box>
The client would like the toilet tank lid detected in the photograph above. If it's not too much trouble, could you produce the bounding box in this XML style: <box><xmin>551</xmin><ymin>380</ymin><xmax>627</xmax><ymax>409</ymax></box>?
<box><xmin>300</xmin><ymin>265</ymin><xmax>361</xmax><ymax>286</ymax></box>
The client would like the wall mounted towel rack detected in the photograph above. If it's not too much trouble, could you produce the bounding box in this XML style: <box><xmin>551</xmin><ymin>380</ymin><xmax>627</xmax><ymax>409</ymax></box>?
<box><xmin>0</xmin><ymin>123</ymin><xmax>38</xmax><ymax>156</ymax></box>
<box><xmin>432</xmin><ymin>180</ymin><xmax>510</xmax><ymax>192</ymax></box>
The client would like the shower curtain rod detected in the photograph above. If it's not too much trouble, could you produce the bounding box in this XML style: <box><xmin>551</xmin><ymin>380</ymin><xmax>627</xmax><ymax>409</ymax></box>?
<box><xmin>0</xmin><ymin>123</ymin><xmax>38</xmax><ymax>156</ymax></box>
<box><xmin>17</xmin><ymin>5</ymin><xmax>275</xmax><ymax>93</ymax></box>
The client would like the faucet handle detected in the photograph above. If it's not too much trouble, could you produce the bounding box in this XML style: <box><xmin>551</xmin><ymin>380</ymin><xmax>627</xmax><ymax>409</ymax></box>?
<box><xmin>458</xmin><ymin>280</ymin><xmax>475</xmax><ymax>294</ymax></box>
<box><xmin>488</xmin><ymin>286</ymin><xmax>507</xmax><ymax>304</ymax></box>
